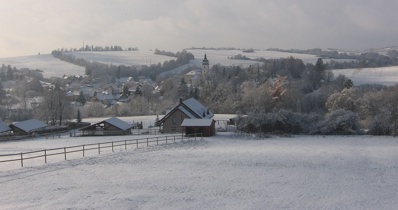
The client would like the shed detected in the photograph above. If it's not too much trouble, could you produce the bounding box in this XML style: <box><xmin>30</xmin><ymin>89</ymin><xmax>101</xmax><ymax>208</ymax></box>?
<box><xmin>80</xmin><ymin>117</ymin><xmax>133</xmax><ymax>136</ymax></box>
<box><xmin>10</xmin><ymin>119</ymin><xmax>48</xmax><ymax>135</ymax></box>
<box><xmin>0</xmin><ymin>120</ymin><xmax>11</xmax><ymax>134</ymax></box>
<box><xmin>181</xmin><ymin>119</ymin><xmax>216</xmax><ymax>137</ymax></box>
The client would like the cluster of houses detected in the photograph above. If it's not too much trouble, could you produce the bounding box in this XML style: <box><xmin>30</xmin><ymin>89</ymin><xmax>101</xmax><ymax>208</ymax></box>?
<box><xmin>65</xmin><ymin>76</ymin><xmax>155</xmax><ymax>106</ymax></box>
<box><xmin>0</xmin><ymin>98</ymin><xmax>216</xmax><ymax>139</ymax></box>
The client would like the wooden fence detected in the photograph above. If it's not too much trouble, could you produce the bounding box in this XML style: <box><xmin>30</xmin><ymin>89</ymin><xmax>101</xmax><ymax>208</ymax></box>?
<box><xmin>0</xmin><ymin>133</ymin><xmax>202</xmax><ymax>168</ymax></box>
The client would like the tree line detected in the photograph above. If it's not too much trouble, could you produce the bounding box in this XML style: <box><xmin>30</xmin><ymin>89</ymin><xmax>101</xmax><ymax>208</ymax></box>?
<box><xmin>51</xmin><ymin>49</ymin><xmax>194</xmax><ymax>81</ymax></box>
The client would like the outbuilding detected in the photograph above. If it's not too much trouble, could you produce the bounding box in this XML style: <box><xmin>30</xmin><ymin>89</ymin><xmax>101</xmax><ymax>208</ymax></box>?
<box><xmin>0</xmin><ymin>120</ymin><xmax>11</xmax><ymax>135</ymax></box>
<box><xmin>80</xmin><ymin>117</ymin><xmax>133</xmax><ymax>136</ymax></box>
<box><xmin>9</xmin><ymin>119</ymin><xmax>48</xmax><ymax>135</ymax></box>
<box><xmin>181</xmin><ymin>119</ymin><xmax>216</xmax><ymax>137</ymax></box>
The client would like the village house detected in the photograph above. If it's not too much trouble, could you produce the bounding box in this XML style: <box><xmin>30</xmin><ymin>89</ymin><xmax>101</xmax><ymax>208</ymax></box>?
<box><xmin>157</xmin><ymin>98</ymin><xmax>214</xmax><ymax>134</ymax></box>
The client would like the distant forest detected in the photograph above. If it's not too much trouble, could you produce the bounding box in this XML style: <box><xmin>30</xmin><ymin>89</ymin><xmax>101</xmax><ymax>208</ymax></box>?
<box><xmin>54</xmin><ymin>45</ymin><xmax>139</xmax><ymax>52</ymax></box>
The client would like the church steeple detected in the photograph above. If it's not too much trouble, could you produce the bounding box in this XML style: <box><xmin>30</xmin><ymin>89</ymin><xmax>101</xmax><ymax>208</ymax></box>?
<box><xmin>202</xmin><ymin>54</ymin><xmax>210</xmax><ymax>77</ymax></box>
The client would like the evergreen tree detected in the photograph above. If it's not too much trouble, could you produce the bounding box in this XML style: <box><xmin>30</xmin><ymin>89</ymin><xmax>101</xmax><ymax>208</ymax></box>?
<box><xmin>77</xmin><ymin>109</ymin><xmax>82</xmax><ymax>123</ymax></box>
<box><xmin>76</xmin><ymin>91</ymin><xmax>86</xmax><ymax>105</ymax></box>
<box><xmin>177</xmin><ymin>78</ymin><xmax>189</xmax><ymax>99</ymax></box>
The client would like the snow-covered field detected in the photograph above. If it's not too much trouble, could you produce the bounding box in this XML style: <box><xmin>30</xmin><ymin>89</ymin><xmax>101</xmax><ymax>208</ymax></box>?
<box><xmin>0</xmin><ymin>54</ymin><xmax>85</xmax><ymax>78</ymax></box>
<box><xmin>1</xmin><ymin>132</ymin><xmax>398</xmax><ymax>209</ymax></box>
<box><xmin>2</xmin><ymin>50</ymin><xmax>398</xmax><ymax>86</ymax></box>
<box><xmin>187</xmin><ymin>49</ymin><xmax>322</xmax><ymax>67</ymax></box>
<box><xmin>65</xmin><ymin>51</ymin><xmax>176</xmax><ymax>66</ymax></box>
<box><xmin>332</xmin><ymin>66</ymin><xmax>398</xmax><ymax>86</ymax></box>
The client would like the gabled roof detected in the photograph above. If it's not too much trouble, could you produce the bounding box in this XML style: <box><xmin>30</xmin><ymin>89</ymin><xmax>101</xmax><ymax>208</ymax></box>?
<box><xmin>158</xmin><ymin>98</ymin><xmax>213</xmax><ymax>123</ymax></box>
<box><xmin>104</xmin><ymin>117</ymin><xmax>133</xmax><ymax>130</ymax></box>
<box><xmin>11</xmin><ymin>119</ymin><xmax>48</xmax><ymax>133</ymax></box>
<box><xmin>0</xmin><ymin>120</ymin><xmax>11</xmax><ymax>133</ymax></box>
<box><xmin>181</xmin><ymin>98</ymin><xmax>214</xmax><ymax>119</ymax></box>
<box><xmin>181</xmin><ymin>119</ymin><xmax>214</xmax><ymax>127</ymax></box>
<box><xmin>80</xmin><ymin>117</ymin><xmax>133</xmax><ymax>131</ymax></box>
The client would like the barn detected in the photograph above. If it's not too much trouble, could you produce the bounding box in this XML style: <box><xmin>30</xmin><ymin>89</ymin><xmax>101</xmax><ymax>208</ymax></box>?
<box><xmin>80</xmin><ymin>117</ymin><xmax>133</xmax><ymax>136</ymax></box>
<box><xmin>9</xmin><ymin>119</ymin><xmax>48</xmax><ymax>135</ymax></box>
<box><xmin>181</xmin><ymin>119</ymin><xmax>216</xmax><ymax>137</ymax></box>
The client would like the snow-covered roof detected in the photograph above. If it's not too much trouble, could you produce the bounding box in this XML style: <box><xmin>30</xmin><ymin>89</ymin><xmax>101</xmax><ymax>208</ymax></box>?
<box><xmin>178</xmin><ymin>106</ymin><xmax>197</xmax><ymax>119</ymax></box>
<box><xmin>96</xmin><ymin>93</ymin><xmax>117</xmax><ymax>101</ymax></box>
<box><xmin>182</xmin><ymin>98</ymin><xmax>214</xmax><ymax>119</ymax></box>
<box><xmin>11</xmin><ymin>119</ymin><xmax>48</xmax><ymax>132</ymax></box>
<box><xmin>104</xmin><ymin>117</ymin><xmax>133</xmax><ymax>130</ymax></box>
<box><xmin>158</xmin><ymin>98</ymin><xmax>213</xmax><ymax>123</ymax></box>
<box><xmin>0</xmin><ymin>120</ymin><xmax>11</xmax><ymax>133</ymax></box>
<box><xmin>185</xmin><ymin>69</ymin><xmax>202</xmax><ymax>76</ymax></box>
<box><xmin>181</xmin><ymin>119</ymin><xmax>214</xmax><ymax>127</ymax></box>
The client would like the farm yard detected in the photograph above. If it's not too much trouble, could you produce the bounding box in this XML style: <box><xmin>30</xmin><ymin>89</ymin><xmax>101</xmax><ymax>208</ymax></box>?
<box><xmin>1</xmin><ymin>130</ymin><xmax>398</xmax><ymax>209</ymax></box>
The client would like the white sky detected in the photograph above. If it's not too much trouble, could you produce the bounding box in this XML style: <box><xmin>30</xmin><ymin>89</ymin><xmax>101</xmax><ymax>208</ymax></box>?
<box><xmin>1</xmin><ymin>0</ymin><xmax>398</xmax><ymax>57</ymax></box>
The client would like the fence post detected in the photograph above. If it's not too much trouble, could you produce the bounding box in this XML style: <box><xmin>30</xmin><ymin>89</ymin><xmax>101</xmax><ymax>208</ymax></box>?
<box><xmin>147</xmin><ymin>138</ymin><xmax>149</xmax><ymax>146</ymax></box>
<box><xmin>98</xmin><ymin>143</ymin><xmax>101</xmax><ymax>154</ymax></box>
<box><xmin>21</xmin><ymin>153</ymin><xmax>23</xmax><ymax>167</ymax></box>
<box><xmin>112</xmin><ymin>142</ymin><xmax>114</xmax><ymax>152</ymax></box>
<box><xmin>44</xmin><ymin>149</ymin><xmax>47</xmax><ymax>163</ymax></box>
<box><xmin>64</xmin><ymin>147</ymin><xmax>67</xmax><ymax>160</ymax></box>
<box><xmin>83</xmin><ymin>145</ymin><xmax>85</xmax><ymax>157</ymax></box>
<box><xmin>136</xmin><ymin>139</ymin><xmax>138</xmax><ymax>148</ymax></box>
<box><xmin>125</xmin><ymin>140</ymin><xmax>127</xmax><ymax>150</ymax></box>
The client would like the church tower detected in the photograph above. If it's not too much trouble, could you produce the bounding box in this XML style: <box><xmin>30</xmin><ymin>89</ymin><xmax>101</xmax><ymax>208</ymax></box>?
<box><xmin>202</xmin><ymin>54</ymin><xmax>210</xmax><ymax>78</ymax></box>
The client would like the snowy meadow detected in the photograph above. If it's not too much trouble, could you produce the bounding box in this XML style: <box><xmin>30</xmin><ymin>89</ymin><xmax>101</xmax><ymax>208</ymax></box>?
<box><xmin>1</xmin><ymin>132</ymin><xmax>398</xmax><ymax>209</ymax></box>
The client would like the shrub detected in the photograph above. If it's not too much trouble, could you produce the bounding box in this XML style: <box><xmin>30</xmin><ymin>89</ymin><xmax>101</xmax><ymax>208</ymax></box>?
<box><xmin>311</xmin><ymin>109</ymin><xmax>361</xmax><ymax>135</ymax></box>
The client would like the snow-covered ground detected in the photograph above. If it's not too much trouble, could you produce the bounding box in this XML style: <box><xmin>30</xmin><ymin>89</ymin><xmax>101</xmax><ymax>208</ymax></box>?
<box><xmin>0</xmin><ymin>54</ymin><xmax>85</xmax><ymax>78</ymax></box>
<box><xmin>187</xmin><ymin>49</ymin><xmax>322</xmax><ymax>67</ymax></box>
<box><xmin>1</xmin><ymin>132</ymin><xmax>398</xmax><ymax>209</ymax></box>
<box><xmin>65</xmin><ymin>50</ymin><xmax>176</xmax><ymax>66</ymax></box>
<box><xmin>332</xmin><ymin>66</ymin><xmax>398</xmax><ymax>86</ymax></box>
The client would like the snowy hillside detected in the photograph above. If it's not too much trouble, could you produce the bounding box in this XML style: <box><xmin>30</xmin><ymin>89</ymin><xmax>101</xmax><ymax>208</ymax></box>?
<box><xmin>1</xmin><ymin>133</ymin><xmax>397</xmax><ymax>209</ymax></box>
<box><xmin>332</xmin><ymin>66</ymin><xmax>398</xmax><ymax>86</ymax></box>
<box><xmin>187</xmin><ymin>49</ymin><xmax>321</xmax><ymax>66</ymax></box>
<box><xmin>65</xmin><ymin>50</ymin><xmax>176</xmax><ymax>66</ymax></box>
<box><xmin>0</xmin><ymin>54</ymin><xmax>85</xmax><ymax>78</ymax></box>
<box><xmin>2</xmin><ymin>50</ymin><xmax>398</xmax><ymax>86</ymax></box>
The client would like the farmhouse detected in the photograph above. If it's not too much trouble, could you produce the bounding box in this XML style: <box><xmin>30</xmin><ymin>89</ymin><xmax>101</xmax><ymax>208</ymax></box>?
<box><xmin>157</xmin><ymin>98</ymin><xmax>214</xmax><ymax>133</ymax></box>
<box><xmin>9</xmin><ymin>119</ymin><xmax>48</xmax><ymax>135</ymax></box>
<box><xmin>80</xmin><ymin>117</ymin><xmax>133</xmax><ymax>136</ymax></box>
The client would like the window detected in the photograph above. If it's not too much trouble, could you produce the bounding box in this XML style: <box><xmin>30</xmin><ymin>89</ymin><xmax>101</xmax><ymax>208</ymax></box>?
<box><xmin>172</xmin><ymin>116</ymin><xmax>176</xmax><ymax>124</ymax></box>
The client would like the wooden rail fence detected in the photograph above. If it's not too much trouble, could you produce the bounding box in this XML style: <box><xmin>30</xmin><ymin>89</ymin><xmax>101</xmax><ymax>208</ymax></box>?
<box><xmin>0</xmin><ymin>133</ymin><xmax>202</xmax><ymax>168</ymax></box>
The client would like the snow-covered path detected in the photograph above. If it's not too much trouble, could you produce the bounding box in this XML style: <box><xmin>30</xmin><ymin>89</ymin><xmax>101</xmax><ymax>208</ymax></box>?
<box><xmin>1</xmin><ymin>134</ymin><xmax>398</xmax><ymax>209</ymax></box>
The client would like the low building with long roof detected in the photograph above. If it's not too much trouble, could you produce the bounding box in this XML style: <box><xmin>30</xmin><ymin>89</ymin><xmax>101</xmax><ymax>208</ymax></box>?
<box><xmin>9</xmin><ymin>119</ymin><xmax>48</xmax><ymax>135</ymax></box>
<box><xmin>80</xmin><ymin>117</ymin><xmax>133</xmax><ymax>136</ymax></box>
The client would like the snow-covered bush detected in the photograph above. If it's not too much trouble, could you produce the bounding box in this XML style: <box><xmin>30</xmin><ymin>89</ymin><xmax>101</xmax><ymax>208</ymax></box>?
<box><xmin>311</xmin><ymin>109</ymin><xmax>361</xmax><ymax>135</ymax></box>
<box><xmin>367</xmin><ymin>110</ymin><xmax>391</xmax><ymax>135</ymax></box>
<box><xmin>236</xmin><ymin>110</ymin><xmax>317</xmax><ymax>134</ymax></box>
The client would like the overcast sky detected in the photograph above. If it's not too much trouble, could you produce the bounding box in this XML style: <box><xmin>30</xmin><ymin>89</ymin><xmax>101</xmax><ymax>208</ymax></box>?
<box><xmin>1</xmin><ymin>0</ymin><xmax>398</xmax><ymax>57</ymax></box>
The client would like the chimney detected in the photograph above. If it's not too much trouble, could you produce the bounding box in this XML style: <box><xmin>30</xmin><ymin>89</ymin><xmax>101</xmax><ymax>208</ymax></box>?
<box><xmin>179</xmin><ymin>98</ymin><xmax>183</xmax><ymax>104</ymax></box>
